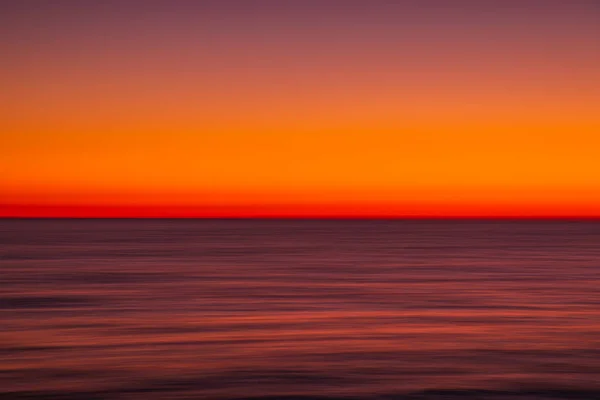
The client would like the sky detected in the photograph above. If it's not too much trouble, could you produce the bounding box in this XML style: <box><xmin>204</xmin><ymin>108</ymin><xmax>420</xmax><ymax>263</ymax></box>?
<box><xmin>2</xmin><ymin>0</ymin><xmax>599</xmax><ymax>217</ymax></box>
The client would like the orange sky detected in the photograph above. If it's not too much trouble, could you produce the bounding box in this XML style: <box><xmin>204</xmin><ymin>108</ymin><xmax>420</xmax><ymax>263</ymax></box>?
<box><xmin>2</xmin><ymin>1</ymin><xmax>599</xmax><ymax>217</ymax></box>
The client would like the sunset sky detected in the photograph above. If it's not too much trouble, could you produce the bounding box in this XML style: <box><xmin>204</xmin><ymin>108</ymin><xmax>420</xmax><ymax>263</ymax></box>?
<box><xmin>2</xmin><ymin>0</ymin><xmax>599</xmax><ymax>217</ymax></box>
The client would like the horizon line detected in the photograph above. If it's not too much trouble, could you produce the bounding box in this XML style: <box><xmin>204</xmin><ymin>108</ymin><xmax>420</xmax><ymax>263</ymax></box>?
<box><xmin>2</xmin><ymin>216</ymin><xmax>600</xmax><ymax>221</ymax></box>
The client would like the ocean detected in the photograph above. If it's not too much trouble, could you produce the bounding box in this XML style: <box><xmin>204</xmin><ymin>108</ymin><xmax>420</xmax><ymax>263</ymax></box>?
<box><xmin>1</xmin><ymin>219</ymin><xmax>599</xmax><ymax>399</ymax></box>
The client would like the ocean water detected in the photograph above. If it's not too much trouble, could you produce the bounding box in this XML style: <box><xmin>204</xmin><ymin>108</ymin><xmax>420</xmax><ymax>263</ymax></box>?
<box><xmin>1</xmin><ymin>219</ymin><xmax>599</xmax><ymax>400</ymax></box>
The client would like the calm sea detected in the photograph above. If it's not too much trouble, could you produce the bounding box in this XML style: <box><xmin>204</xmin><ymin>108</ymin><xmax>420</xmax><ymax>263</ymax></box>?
<box><xmin>1</xmin><ymin>219</ymin><xmax>599</xmax><ymax>400</ymax></box>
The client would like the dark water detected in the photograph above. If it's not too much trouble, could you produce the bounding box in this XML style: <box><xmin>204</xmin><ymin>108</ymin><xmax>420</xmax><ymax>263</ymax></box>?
<box><xmin>1</xmin><ymin>219</ymin><xmax>599</xmax><ymax>400</ymax></box>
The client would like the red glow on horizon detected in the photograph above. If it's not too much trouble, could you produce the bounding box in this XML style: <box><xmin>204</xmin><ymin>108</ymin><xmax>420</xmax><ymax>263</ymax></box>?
<box><xmin>2</xmin><ymin>202</ymin><xmax>599</xmax><ymax>219</ymax></box>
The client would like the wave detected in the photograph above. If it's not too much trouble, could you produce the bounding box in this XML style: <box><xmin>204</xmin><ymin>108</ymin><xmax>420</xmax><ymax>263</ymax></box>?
<box><xmin>3</xmin><ymin>388</ymin><xmax>600</xmax><ymax>400</ymax></box>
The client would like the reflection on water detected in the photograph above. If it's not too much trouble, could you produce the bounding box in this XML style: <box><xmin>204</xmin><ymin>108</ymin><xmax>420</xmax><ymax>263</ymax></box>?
<box><xmin>1</xmin><ymin>219</ymin><xmax>599</xmax><ymax>399</ymax></box>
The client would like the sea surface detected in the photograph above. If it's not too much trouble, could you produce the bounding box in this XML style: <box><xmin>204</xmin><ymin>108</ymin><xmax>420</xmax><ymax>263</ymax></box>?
<box><xmin>1</xmin><ymin>219</ymin><xmax>599</xmax><ymax>400</ymax></box>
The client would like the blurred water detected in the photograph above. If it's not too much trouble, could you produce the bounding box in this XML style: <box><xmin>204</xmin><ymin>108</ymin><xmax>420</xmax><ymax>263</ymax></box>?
<box><xmin>1</xmin><ymin>219</ymin><xmax>599</xmax><ymax>399</ymax></box>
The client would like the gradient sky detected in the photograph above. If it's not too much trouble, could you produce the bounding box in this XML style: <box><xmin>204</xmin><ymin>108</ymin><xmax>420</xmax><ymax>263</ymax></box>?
<box><xmin>2</xmin><ymin>0</ymin><xmax>599</xmax><ymax>217</ymax></box>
